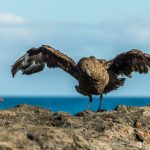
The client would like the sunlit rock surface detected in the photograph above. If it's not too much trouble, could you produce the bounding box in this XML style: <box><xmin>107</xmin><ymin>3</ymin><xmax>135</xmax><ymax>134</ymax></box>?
<box><xmin>0</xmin><ymin>104</ymin><xmax>150</xmax><ymax>150</ymax></box>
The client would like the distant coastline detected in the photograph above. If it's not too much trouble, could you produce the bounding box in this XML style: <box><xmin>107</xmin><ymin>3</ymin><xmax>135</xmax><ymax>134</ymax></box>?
<box><xmin>0</xmin><ymin>97</ymin><xmax>150</xmax><ymax>114</ymax></box>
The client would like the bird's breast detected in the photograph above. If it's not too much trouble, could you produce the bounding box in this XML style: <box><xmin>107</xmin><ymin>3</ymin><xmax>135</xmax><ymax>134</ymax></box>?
<box><xmin>77</xmin><ymin>57</ymin><xmax>109</xmax><ymax>95</ymax></box>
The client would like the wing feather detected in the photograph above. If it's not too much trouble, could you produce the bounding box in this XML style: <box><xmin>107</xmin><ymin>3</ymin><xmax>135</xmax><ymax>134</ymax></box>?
<box><xmin>104</xmin><ymin>71</ymin><xmax>125</xmax><ymax>94</ymax></box>
<box><xmin>108</xmin><ymin>49</ymin><xmax>150</xmax><ymax>77</ymax></box>
<box><xmin>11</xmin><ymin>45</ymin><xmax>79</xmax><ymax>79</ymax></box>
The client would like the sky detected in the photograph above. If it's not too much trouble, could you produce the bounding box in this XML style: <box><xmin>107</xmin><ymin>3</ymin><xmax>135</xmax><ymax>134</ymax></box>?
<box><xmin>0</xmin><ymin>0</ymin><xmax>150</xmax><ymax>96</ymax></box>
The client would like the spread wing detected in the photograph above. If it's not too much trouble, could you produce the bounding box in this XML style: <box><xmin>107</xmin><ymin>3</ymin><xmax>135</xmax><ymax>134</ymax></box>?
<box><xmin>108</xmin><ymin>49</ymin><xmax>150</xmax><ymax>77</ymax></box>
<box><xmin>11</xmin><ymin>45</ymin><xmax>79</xmax><ymax>80</ymax></box>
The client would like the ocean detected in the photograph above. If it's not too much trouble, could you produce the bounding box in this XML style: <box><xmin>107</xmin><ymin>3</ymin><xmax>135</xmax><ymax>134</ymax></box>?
<box><xmin>0</xmin><ymin>97</ymin><xmax>150</xmax><ymax>114</ymax></box>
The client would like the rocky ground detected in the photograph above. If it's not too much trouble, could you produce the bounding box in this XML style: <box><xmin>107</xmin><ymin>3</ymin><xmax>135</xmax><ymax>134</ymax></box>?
<box><xmin>0</xmin><ymin>104</ymin><xmax>149</xmax><ymax>150</ymax></box>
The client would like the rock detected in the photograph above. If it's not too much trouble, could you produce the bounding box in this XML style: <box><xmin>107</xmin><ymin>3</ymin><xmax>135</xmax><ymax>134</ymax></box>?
<box><xmin>144</xmin><ymin>144</ymin><xmax>150</xmax><ymax>150</ymax></box>
<box><xmin>0</xmin><ymin>104</ymin><xmax>150</xmax><ymax>150</ymax></box>
<box><xmin>0</xmin><ymin>98</ymin><xmax>3</xmax><ymax>102</ymax></box>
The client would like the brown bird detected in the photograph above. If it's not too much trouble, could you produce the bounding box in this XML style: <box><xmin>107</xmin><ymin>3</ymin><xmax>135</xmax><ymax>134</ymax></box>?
<box><xmin>11</xmin><ymin>45</ymin><xmax>150</xmax><ymax>111</ymax></box>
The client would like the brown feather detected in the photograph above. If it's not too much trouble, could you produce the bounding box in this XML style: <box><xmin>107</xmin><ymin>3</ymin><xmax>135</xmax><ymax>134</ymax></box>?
<box><xmin>108</xmin><ymin>49</ymin><xmax>150</xmax><ymax>77</ymax></box>
<box><xmin>42</xmin><ymin>45</ymin><xmax>79</xmax><ymax>79</ymax></box>
<box><xmin>104</xmin><ymin>71</ymin><xmax>125</xmax><ymax>94</ymax></box>
<box><xmin>12</xmin><ymin>47</ymin><xmax>150</xmax><ymax>99</ymax></box>
<box><xmin>11</xmin><ymin>45</ymin><xmax>79</xmax><ymax>79</ymax></box>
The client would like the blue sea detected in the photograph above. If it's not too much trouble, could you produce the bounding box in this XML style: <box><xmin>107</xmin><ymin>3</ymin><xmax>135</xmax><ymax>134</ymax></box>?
<box><xmin>0</xmin><ymin>97</ymin><xmax>150</xmax><ymax>114</ymax></box>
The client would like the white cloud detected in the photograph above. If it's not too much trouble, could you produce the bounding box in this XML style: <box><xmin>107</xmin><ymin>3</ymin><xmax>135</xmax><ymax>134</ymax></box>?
<box><xmin>0</xmin><ymin>13</ymin><xmax>27</xmax><ymax>24</ymax></box>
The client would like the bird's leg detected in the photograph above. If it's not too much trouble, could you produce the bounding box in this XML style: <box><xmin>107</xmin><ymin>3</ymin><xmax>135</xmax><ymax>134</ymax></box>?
<box><xmin>97</xmin><ymin>94</ymin><xmax>103</xmax><ymax>112</ymax></box>
<box><xmin>87</xmin><ymin>95</ymin><xmax>92</xmax><ymax>110</ymax></box>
